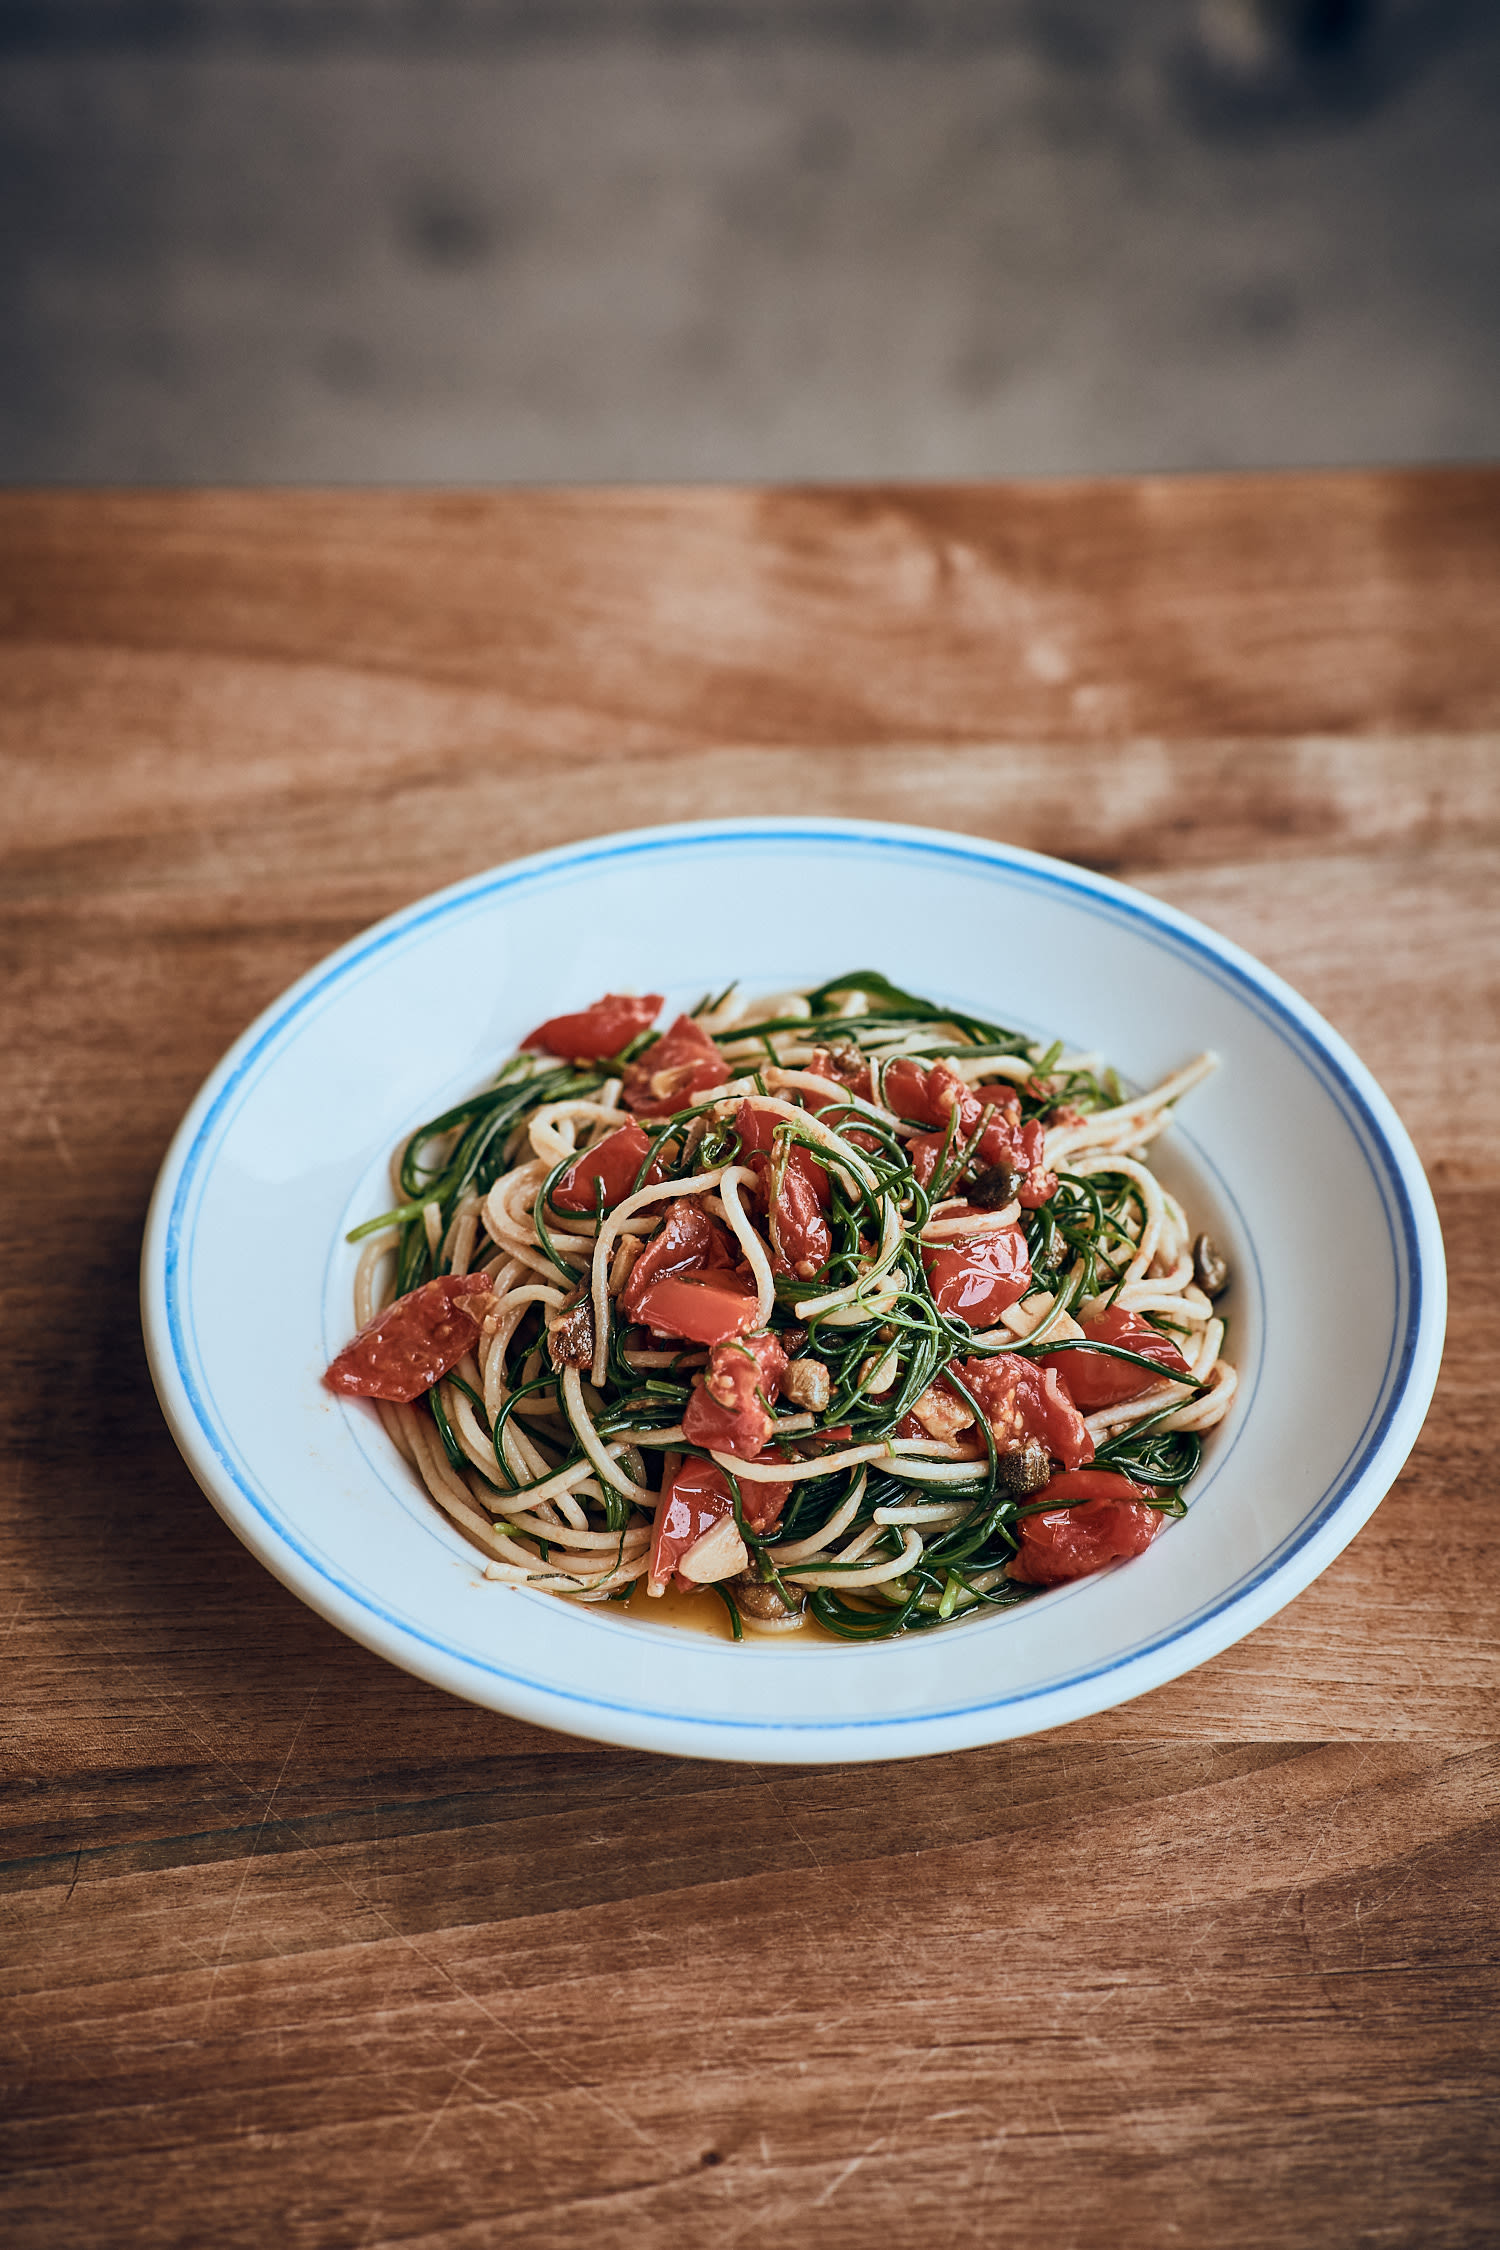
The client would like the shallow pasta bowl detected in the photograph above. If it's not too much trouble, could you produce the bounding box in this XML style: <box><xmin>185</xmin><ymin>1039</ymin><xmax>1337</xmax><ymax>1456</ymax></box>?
<box><xmin>140</xmin><ymin>818</ymin><xmax>1445</xmax><ymax>1762</ymax></box>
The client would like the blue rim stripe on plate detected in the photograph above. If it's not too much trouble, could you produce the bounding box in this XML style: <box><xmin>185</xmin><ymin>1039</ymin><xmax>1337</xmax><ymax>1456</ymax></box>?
<box><xmin>158</xmin><ymin>822</ymin><xmax>1433</xmax><ymax>1735</ymax></box>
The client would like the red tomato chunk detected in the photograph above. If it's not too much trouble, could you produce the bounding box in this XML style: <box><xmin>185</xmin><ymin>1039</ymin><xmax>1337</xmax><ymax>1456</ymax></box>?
<box><xmin>522</xmin><ymin>992</ymin><xmax>663</xmax><ymax>1062</ymax></box>
<box><xmin>682</xmin><ymin>1329</ymin><xmax>788</xmax><ymax>1459</ymax></box>
<box><xmin>734</xmin><ymin>1099</ymin><xmax>832</xmax><ymax>1281</ymax></box>
<box><xmin>1041</xmin><ymin>1304</ymin><xmax>1191</xmax><ymax>1410</ymax></box>
<box><xmin>648</xmin><ymin>1452</ymin><xmax>793</xmax><ymax>1591</ymax></box>
<box><xmin>324</xmin><ymin>1273</ymin><xmax>493</xmax><ymax>1404</ymax></box>
<box><xmin>633</xmin><ymin>1269</ymin><xmax>762</xmax><ymax>1346</ymax></box>
<box><xmin>1006</xmin><ymin>1470</ymin><xmax>1166</xmax><ymax>1586</ymax></box>
<box><xmin>551</xmin><ymin>1120</ymin><xmax>663</xmax><ymax>1214</ymax></box>
<box><xmin>923</xmin><ymin>1225</ymin><xmax>1032</xmax><ymax>1327</ymax></box>
<box><xmin>620</xmin><ymin>1197</ymin><xmax>736</xmax><ymax>1319</ymax></box>
<box><xmin>622</xmin><ymin>1015</ymin><xmax>727</xmax><ymax>1117</ymax></box>
<box><xmin>648</xmin><ymin>1455</ymin><xmax>732</xmax><ymax>1592</ymax></box>
<box><xmin>957</xmin><ymin>1353</ymin><xmax>1093</xmax><ymax>1470</ymax></box>
<box><xmin>883</xmin><ymin>1057</ymin><xmax>1058</xmax><ymax>1207</ymax></box>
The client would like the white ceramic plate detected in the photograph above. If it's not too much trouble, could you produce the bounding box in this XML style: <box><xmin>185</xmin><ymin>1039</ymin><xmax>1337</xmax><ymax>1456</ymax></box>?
<box><xmin>141</xmin><ymin>819</ymin><xmax>1445</xmax><ymax>1762</ymax></box>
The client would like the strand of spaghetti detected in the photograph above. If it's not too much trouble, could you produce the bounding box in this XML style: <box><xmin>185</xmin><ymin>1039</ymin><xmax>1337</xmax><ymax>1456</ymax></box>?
<box><xmin>451</xmin><ymin>1368</ymin><xmax>567</xmax><ymax>1492</ymax></box>
<box><xmin>545</xmin><ymin>1486</ymin><xmax>592</xmax><ymax>1530</ymax></box>
<box><xmin>1045</xmin><ymin>1054</ymin><xmax>1217</xmax><ymax>1164</ymax></box>
<box><xmin>478</xmin><ymin>1269</ymin><xmax>553</xmax><ymax>1423</ymax></box>
<box><xmin>823</xmin><ymin>1521</ymin><xmax>886</xmax><ymax>1566</ymax></box>
<box><xmin>561</xmin><ymin>1363</ymin><xmax>657</xmax><ymax>1502</ymax></box>
<box><xmin>738</xmin><ymin>1089</ymin><xmax>883</xmax><ymax>1194</ymax></box>
<box><xmin>872</xmin><ymin>1500</ymin><xmax>973</xmax><ymax>1524</ymax></box>
<box><xmin>496</xmin><ymin>1508</ymin><xmax>652</xmax><ymax>1552</ymax></box>
<box><xmin>401</xmin><ymin>1406</ymin><xmax>517</xmax><ymax>1560</ymax></box>
<box><xmin>880</xmin><ymin>1457</ymin><xmax>998</xmax><ymax>1486</ymax></box>
<box><xmin>496</xmin><ymin>1448</ymin><xmax>626</xmax><ymax>1511</ymax></box>
<box><xmin>1158</xmin><ymin>1359</ymin><xmax>1238</xmax><ymax>1431</ymax></box>
<box><xmin>440</xmin><ymin>1192</ymin><xmax>482</xmax><ymax>1276</ymax></box>
<box><xmin>484</xmin><ymin>1175</ymin><xmax>584</xmax><ymax>1270</ymax></box>
<box><xmin>988</xmin><ymin>1264</ymin><xmax>1087</xmax><ymax>1352</ymax></box>
<box><xmin>588</xmin><ymin>1166</ymin><xmax>732</xmax><ymax>1386</ymax></box>
<box><xmin>764</xmin><ymin>1472</ymin><xmax>867</xmax><ymax>1562</ymax></box>
<box><xmin>1070</xmin><ymin>1153</ymin><xmax>1167</xmax><ymax>1286</ymax></box>
<box><xmin>773</xmin><ymin>1516</ymin><xmax>889</xmax><ymax>1575</ymax></box>
<box><xmin>786</xmin><ymin>1528</ymin><xmax>923</xmax><ymax>1589</ymax></box>
<box><xmin>482</xmin><ymin>1547</ymin><xmax>650</xmax><ymax>1592</ymax></box>
<box><xmin>509</xmin><ymin>1533</ymin><xmax>648</xmax><ymax>1576</ymax></box>
<box><xmin>376</xmin><ymin>1397</ymin><xmax>417</xmax><ymax>1465</ymax></box>
<box><xmin>1116</xmin><ymin>1285</ymin><xmax>1212</xmax><ymax>1322</ymax></box>
<box><xmin>1187</xmin><ymin>1316</ymin><xmax>1225</xmax><ymax>1381</ymax></box>
<box><xmin>353</xmin><ymin>1227</ymin><xmax>399</xmax><ymax>1324</ymax></box>
<box><xmin>749</xmin><ymin>1102</ymin><xmax>900</xmax><ymax>1313</ymax></box>
<box><xmin>1116</xmin><ymin>1263</ymin><xmax>1196</xmax><ymax>1309</ymax></box>
<box><xmin>443</xmin><ymin>1380</ymin><xmax>505</xmax><ymax>1481</ymax></box>
<box><xmin>919</xmin><ymin>1203</ymin><xmax>1021</xmax><ymax>1240</ymax></box>
<box><xmin>716</xmin><ymin>1163</ymin><xmax>776</xmax><ymax>1325</ymax></box>
<box><xmin>527</xmin><ymin>1099</ymin><xmax>629</xmax><ymax>1166</ymax></box>
<box><xmin>487</xmin><ymin>1165</ymin><xmax>592</xmax><ymax>1276</ymax></box>
<box><xmin>709</xmin><ymin>1440</ymin><xmax>894</xmax><ymax>1483</ymax></box>
<box><xmin>1156</xmin><ymin>1192</ymin><xmax>1192</xmax><ymax>1267</ymax></box>
<box><xmin>571</xmin><ymin>1562</ymin><xmax>655</xmax><ymax>1599</ymax></box>
<box><xmin>609</xmin><ymin>1413</ymin><xmax>817</xmax><ymax>1449</ymax></box>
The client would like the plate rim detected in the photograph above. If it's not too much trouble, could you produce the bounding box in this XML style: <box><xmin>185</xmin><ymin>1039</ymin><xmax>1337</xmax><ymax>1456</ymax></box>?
<box><xmin>140</xmin><ymin>816</ymin><xmax>1448</xmax><ymax>1761</ymax></box>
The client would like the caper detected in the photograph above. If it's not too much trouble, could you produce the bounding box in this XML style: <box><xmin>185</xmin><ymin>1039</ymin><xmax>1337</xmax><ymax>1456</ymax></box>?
<box><xmin>730</xmin><ymin>1571</ymin><xmax>805</xmax><ymax>1623</ymax></box>
<box><xmin>1193</xmin><ymin>1232</ymin><xmax>1230</xmax><ymax>1297</ymax></box>
<box><xmin>969</xmin><ymin>1163</ymin><xmax>1024</xmax><ymax>1210</ymax></box>
<box><xmin>993</xmin><ymin>1438</ymin><xmax>1053</xmax><ymax>1496</ymax></box>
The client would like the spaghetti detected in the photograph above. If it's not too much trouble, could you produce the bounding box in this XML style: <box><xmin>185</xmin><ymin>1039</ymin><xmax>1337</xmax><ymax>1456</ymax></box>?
<box><xmin>325</xmin><ymin>972</ymin><xmax>1237</xmax><ymax>1640</ymax></box>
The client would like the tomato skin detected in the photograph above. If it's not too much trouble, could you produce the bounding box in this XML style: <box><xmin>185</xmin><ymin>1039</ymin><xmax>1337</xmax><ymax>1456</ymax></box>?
<box><xmin>682</xmin><ymin>1329</ymin><xmax>788</xmax><ymax>1458</ymax></box>
<box><xmin>923</xmin><ymin>1225</ymin><xmax>1032</xmax><ymax>1327</ymax></box>
<box><xmin>1013</xmin><ymin>1118</ymin><xmax>1058</xmax><ymax>1209</ymax></box>
<box><xmin>522</xmin><ymin>992</ymin><xmax>663</xmax><ymax>1062</ymax></box>
<box><xmin>805</xmin><ymin>1047</ymin><xmax>874</xmax><ymax>1102</ymax></box>
<box><xmin>648</xmin><ymin>1451</ymin><xmax>792</xmax><ymax>1590</ymax></box>
<box><xmin>649</xmin><ymin>1455</ymin><xmax>732</xmax><ymax>1591</ymax></box>
<box><xmin>551</xmin><ymin>1121</ymin><xmax>663</xmax><ymax>1214</ymax></box>
<box><xmin>324</xmin><ymin>1272</ymin><xmax>493</xmax><ymax>1404</ymax></box>
<box><xmin>1041</xmin><ymin>1305</ymin><xmax>1191</xmax><ymax>1409</ymax></box>
<box><xmin>632</xmin><ymin>1269</ymin><xmax>762</xmax><ymax>1345</ymax></box>
<box><xmin>622</xmin><ymin>1015</ymin><xmax>727</xmax><ymax>1117</ymax></box>
<box><xmin>734</xmin><ymin>1099</ymin><xmax>832</xmax><ymax>1280</ymax></box>
<box><xmin>957</xmin><ymin>1352</ymin><xmax>1093</xmax><ymax>1470</ymax></box>
<box><xmin>620</xmin><ymin>1197</ymin><xmax>736</xmax><ymax>1321</ymax></box>
<box><xmin>1006</xmin><ymin>1470</ymin><xmax>1165</xmax><ymax>1587</ymax></box>
<box><xmin>882</xmin><ymin>1060</ymin><xmax>1054</xmax><ymax>1203</ymax></box>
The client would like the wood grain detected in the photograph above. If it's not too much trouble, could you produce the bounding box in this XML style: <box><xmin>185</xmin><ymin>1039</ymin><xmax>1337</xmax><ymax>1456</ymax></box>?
<box><xmin>1</xmin><ymin>473</ymin><xmax>1497</xmax><ymax>2247</ymax></box>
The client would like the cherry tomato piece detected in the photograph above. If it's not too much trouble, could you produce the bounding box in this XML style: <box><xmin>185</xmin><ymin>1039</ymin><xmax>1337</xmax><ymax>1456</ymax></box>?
<box><xmin>324</xmin><ymin>1272</ymin><xmax>493</xmax><ymax>1404</ymax></box>
<box><xmin>682</xmin><ymin>1329</ymin><xmax>788</xmax><ymax>1459</ymax></box>
<box><xmin>734</xmin><ymin>1099</ymin><xmax>832</xmax><ymax>1280</ymax></box>
<box><xmin>923</xmin><ymin>1225</ymin><xmax>1032</xmax><ymax>1327</ymax></box>
<box><xmin>522</xmin><ymin>992</ymin><xmax>663</xmax><ymax>1062</ymax></box>
<box><xmin>1006</xmin><ymin>1470</ymin><xmax>1166</xmax><ymax>1586</ymax></box>
<box><xmin>648</xmin><ymin>1452</ymin><xmax>794</xmax><ymax>1590</ymax></box>
<box><xmin>632</xmin><ymin>1269</ymin><xmax>763</xmax><ymax>1345</ymax></box>
<box><xmin>1013</xmin><ymin>1117</ymin><xmax>1059</xmax><ymax>1209</ymax></box>
<box><xmin>551</xmin><ymin>1120</ymin><xmax>664</xmax><ymax>1214</ymax></box>
<box><xmin>622</xmin><ymin>1015</ymin><xmax>727</xmax><ymax>1117</ymax></box>
<box><xmin>957</xmin><ymin>1352</ymin><xmax>1094</xmax><ymax>1470</ymax></box>
<box><xmin>648</xmin><ymin>1455</ymin><xmax>733</xmax><ymax>1592</ymax></box>
<box><xmin>1041</xmin><ymin>1305</ymin><xmax>1191</xmax><ymax>1409</ymax></box>
<box><xmin>620</xmin><ymin>1196</ymin><xmax>737</xmax><ymax>1322</ymax></box>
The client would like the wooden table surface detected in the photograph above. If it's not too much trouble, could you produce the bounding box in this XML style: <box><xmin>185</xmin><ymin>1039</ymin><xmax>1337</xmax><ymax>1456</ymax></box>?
<box><xmin>3</xmin><ymin>473</ymin><xmax>1497</xmax><ymax>2248</ymax></box>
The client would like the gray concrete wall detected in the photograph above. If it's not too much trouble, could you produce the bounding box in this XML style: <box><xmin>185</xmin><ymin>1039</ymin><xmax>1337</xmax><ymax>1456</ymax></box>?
<box><xmin>2</xmin><ymin>1</ymin><xmax>1496</xmax><ymax>480</ymax></box>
